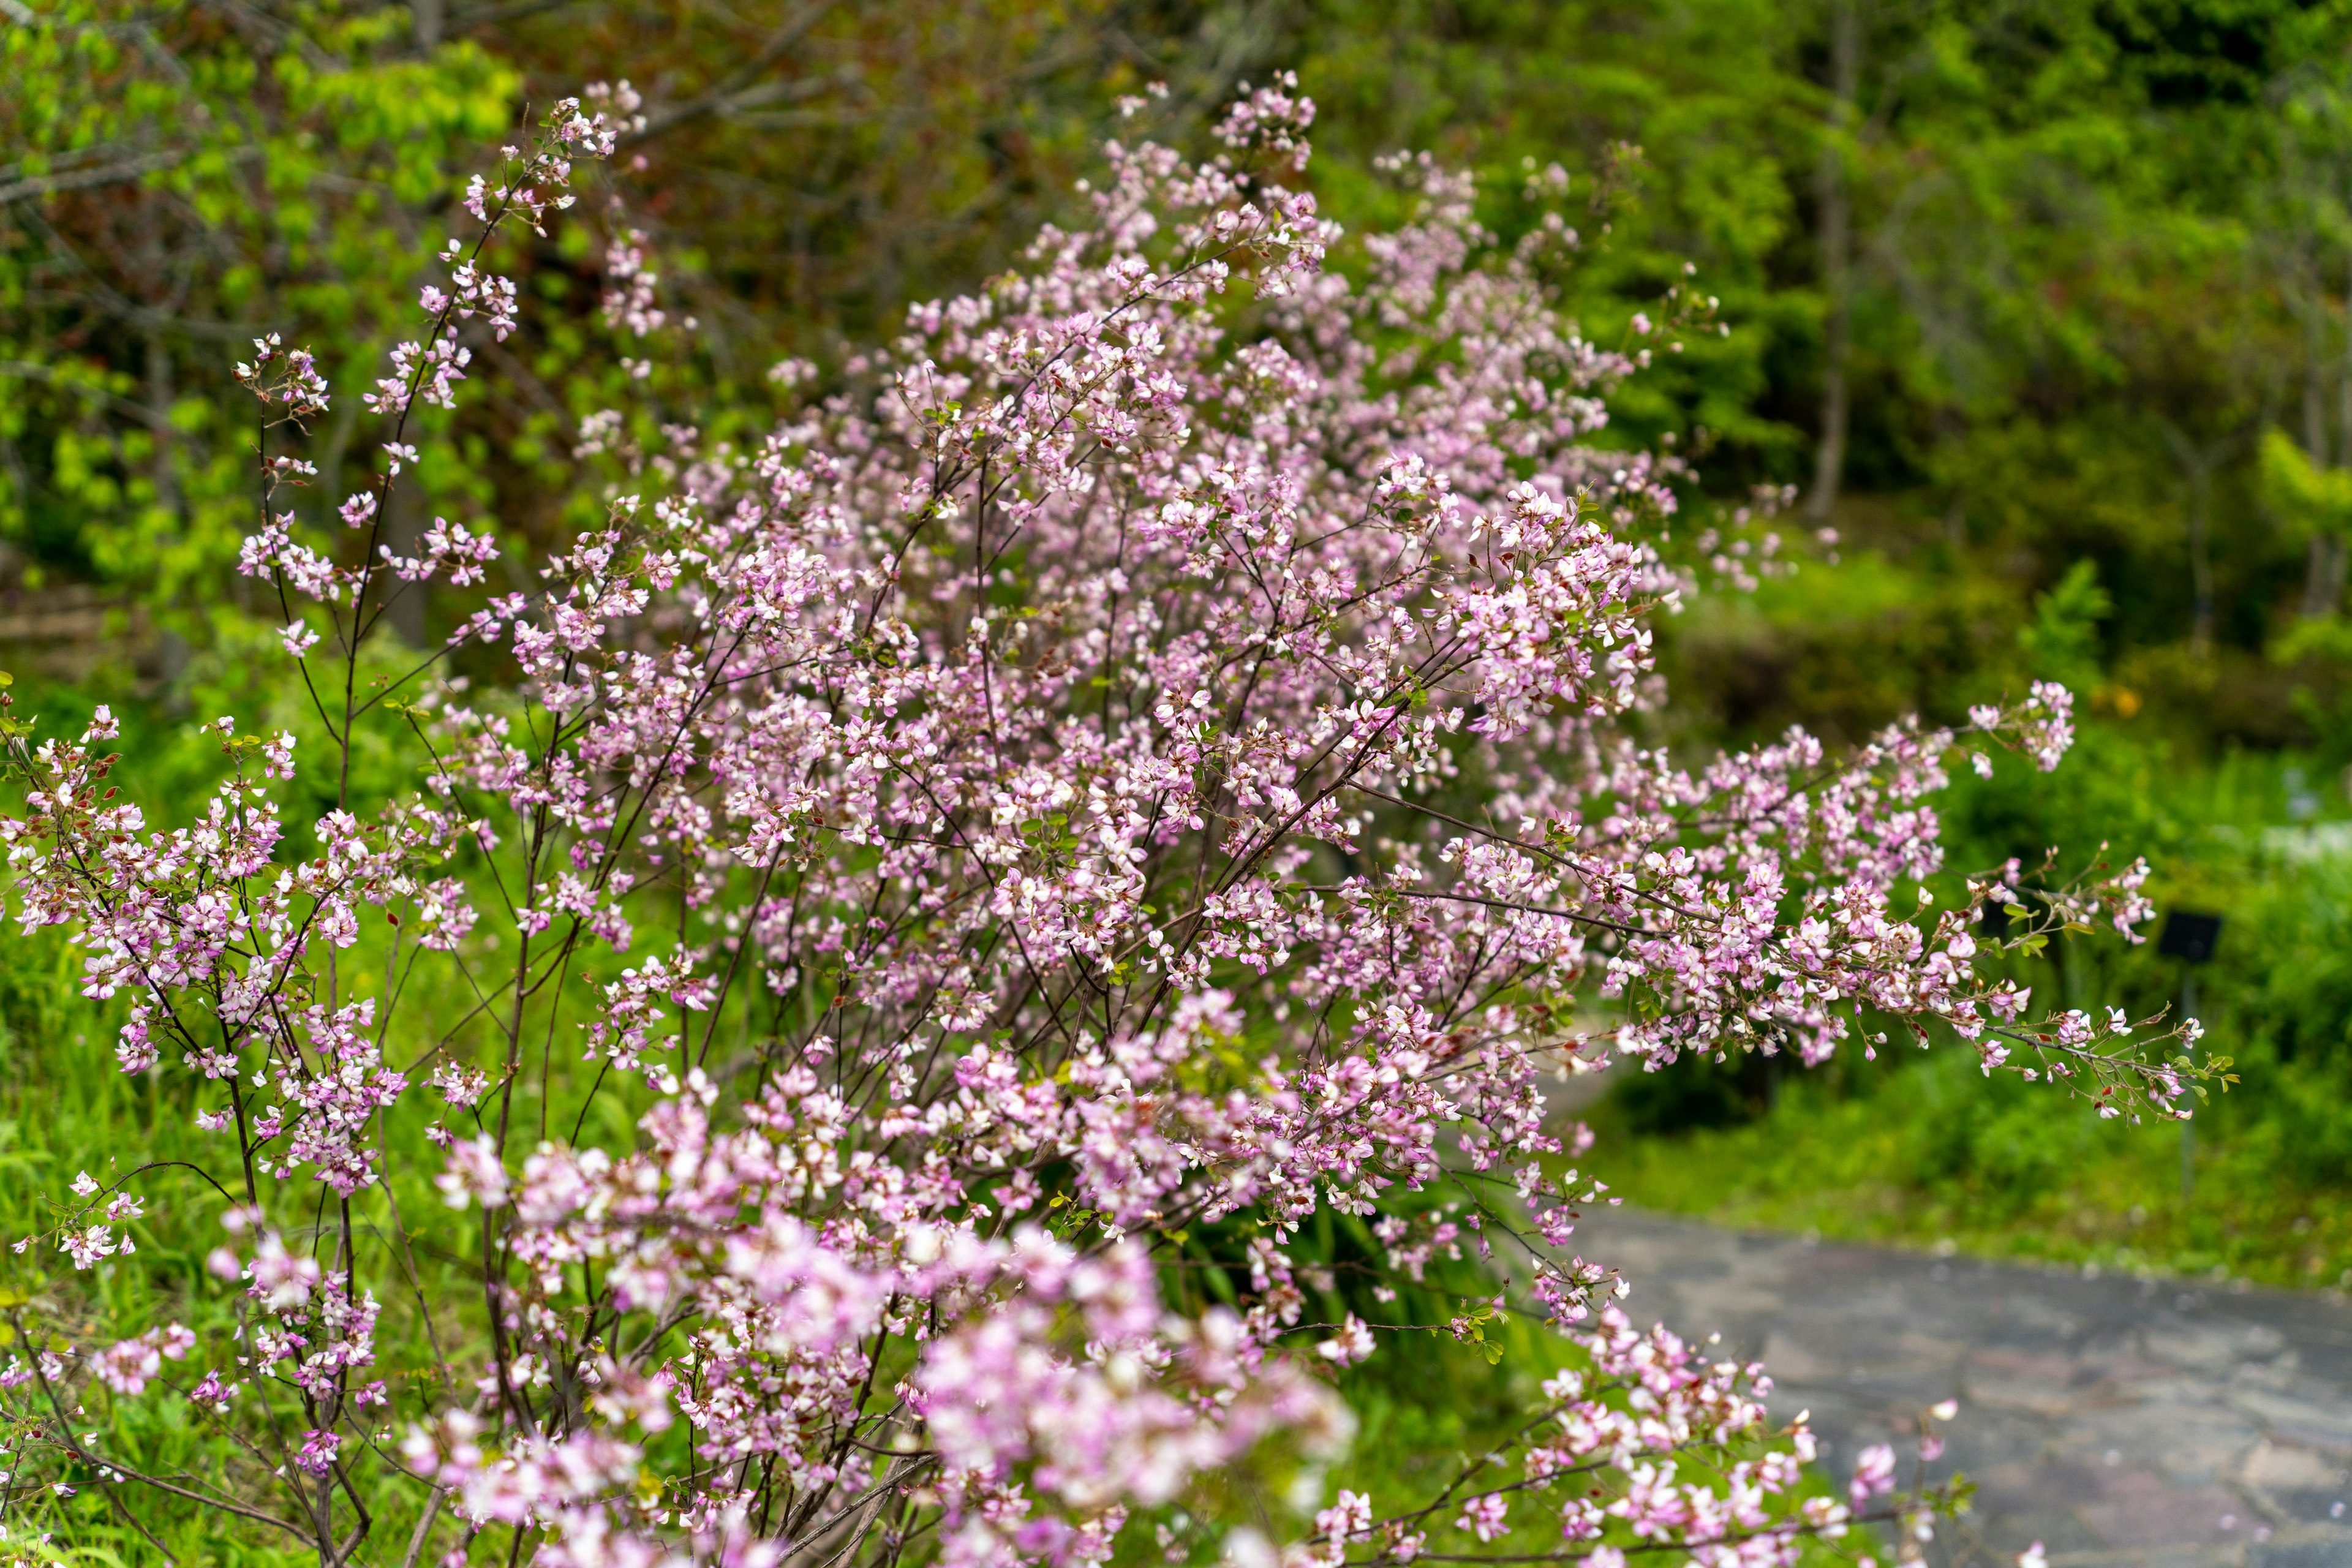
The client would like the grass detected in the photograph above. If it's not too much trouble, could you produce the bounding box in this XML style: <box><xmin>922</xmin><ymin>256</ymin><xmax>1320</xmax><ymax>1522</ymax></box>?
<box><xmin>0</xmin><ymin>941</ymin><xmax>331</xmax><ymax>1564</ymax></box>
<box><xmin>1594</xmin><ymin>1043</ymin><xmax>2352</xmax><ymax>1291</ymax></box>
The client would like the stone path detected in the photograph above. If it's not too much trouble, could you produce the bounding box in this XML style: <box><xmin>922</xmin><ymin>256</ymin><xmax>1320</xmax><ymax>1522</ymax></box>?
<box><xmin>1575</xmin><ymin>1212</ymin><xmax>2352</xmax><ymax>1567</ymax></box>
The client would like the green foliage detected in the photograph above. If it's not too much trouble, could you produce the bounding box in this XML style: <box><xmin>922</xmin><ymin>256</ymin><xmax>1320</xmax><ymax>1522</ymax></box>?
<box><xmin>1</xmin><ymin>0</ymin><xmax>524</xmax><ymax>609</ymax></box>
<box><xmin>0</xmin><ymin>0</ymin><xmax>1183</xmax><ymax>671</ymax></box>
<box><xmin>2261</xmin><ymin>426</ymin><xmax>2352</xmax><ymax>545</ymax></box>
<box><xmin>16</xmin><ymin>0</ymin><xmax>2352</xmax><ymax>755</ymax></box>
<box><xmin>1251</xmin><ymin>0</ymin><xmax>2352</xmax><ymax>756</ymax></box>
<box><xmin>2020</xmin><ymin>559</ymin><xmax>2113</xmax><ymax>691</ymax></box>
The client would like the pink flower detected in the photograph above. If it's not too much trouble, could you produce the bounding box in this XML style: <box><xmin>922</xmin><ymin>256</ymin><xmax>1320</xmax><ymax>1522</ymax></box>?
<box><xmin>1850</xmin><ymin>1442</ymin><xmax>1898</xmax><ymax>1508</ymax></box>
<box><xmin>249</xmin><ymin>1234</ymin><xmax>322</xmax><ymax>1310</ymax></box>
<box><xmin>1456</xmin><ymin>1493</ymin><xmax>1509</xmax><ymax>1542</ymax></box>
<box><xmin>1316</xmin><ymin>1314</ymin><xmax>1376</xmax><ymax>1368</ymax></box>
<box><xmin>294</xmin><ymin>1429</ymin><xmax>341</xmax><ymax>1476</ymax></box>
<box><xmin>434</xmin><ymin>1134</ymin><xmax>509</xmax><ymax>1210</ymax></box>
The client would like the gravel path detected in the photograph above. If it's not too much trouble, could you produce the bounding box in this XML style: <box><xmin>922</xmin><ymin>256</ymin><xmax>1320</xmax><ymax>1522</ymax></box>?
<box><xmin>1574</xmin><ymin>1213</ymin><xmax>2352</xmax><ymax>1567</ymax></box>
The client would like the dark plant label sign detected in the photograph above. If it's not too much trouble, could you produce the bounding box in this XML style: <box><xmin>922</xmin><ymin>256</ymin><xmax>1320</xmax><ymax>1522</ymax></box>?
<box><xmin>2158</xmin><ymin>910</ymin><xmax>2223</xmax><ymax>963</ymax></box>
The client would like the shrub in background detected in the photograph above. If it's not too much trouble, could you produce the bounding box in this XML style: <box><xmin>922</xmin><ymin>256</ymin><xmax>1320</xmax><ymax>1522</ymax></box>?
<box><xmin>0</xmin><ymin>85</ymin><xmax>2194</xmax><ymax>1567</ymax></box>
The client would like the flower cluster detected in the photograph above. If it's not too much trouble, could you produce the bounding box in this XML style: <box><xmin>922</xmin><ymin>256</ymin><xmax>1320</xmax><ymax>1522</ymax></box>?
<box><xmin>232</xmin><ymin>333</ymin><xmax>331</xmax><ymax>425</ymax></box>
<box><xmin>0</xmin><ymin>77</ymin><xmax>2190</xmax><ymax>1568</ymax></box>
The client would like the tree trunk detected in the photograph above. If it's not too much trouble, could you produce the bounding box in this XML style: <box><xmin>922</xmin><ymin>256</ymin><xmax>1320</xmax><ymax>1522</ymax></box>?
<box><xmin>379</xmin><ymin>478</ymin><xmax>429</xmax><ymax>647</ymax></box>
<box><xmin>1806</xmin><ymin>0</ymin><xmax>1860</xmax><ymax>526</ymax></box>
<box><xmin>2155</xmin><ymin>417</ymin><xmax>2220</xmax><ymax>652</ymax></box>
<box><xmin>146</xmin><ymin>331</ymin><xmax>179</xmax><ymax>527</ymax></box>
<box><xmin>2340</xmin><ymin>251</ymin><xmax>2352</xmax><ymax>469</ymax></box>
<box><xmin>2301</xmin><ymin>255</ymin><xmax>2352</xmax><ymax>621</ymax></box>
<box><xmin>2305</xmin><ymin>303</ymin><xmax>2330</xmax><ymax>467</ymax></box>
<box><xmin>377</xmin><ymin>0</ymin><xmax>440</xmax><ymax>650</ymax></box>
<box><xmin>2182</xmin><ymin>470</ymin><xmax>2201</xmax><ymax>653</ymax></box>
<box><xmin>2188</xmin><ymin>461</ymin><xmax>2215</xmax><ymax>651</ymax></box>
<box><xmin>2303</xmin><ymin>532</ymin><xmax>2345</xmax><ymax>619</ymax></box>
<box><xmin>2297</xmin><ymin>302</ymin><xmax>2340</xmax><ymax>618</ymax></box>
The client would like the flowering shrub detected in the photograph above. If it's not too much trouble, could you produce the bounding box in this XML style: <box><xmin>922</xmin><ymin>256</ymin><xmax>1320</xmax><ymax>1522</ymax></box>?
<box><xmin>0</xmin><ymin>80</ymin><xmax>2203</xmax><ymax>1568</ymax></box>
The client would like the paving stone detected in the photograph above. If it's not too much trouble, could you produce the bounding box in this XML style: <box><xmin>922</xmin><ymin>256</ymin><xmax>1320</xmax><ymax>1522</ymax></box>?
<box><xmin>1576</xmin><ymin>1212</ymin><xmax>2352</xmax><ymax>1566</ymax></box>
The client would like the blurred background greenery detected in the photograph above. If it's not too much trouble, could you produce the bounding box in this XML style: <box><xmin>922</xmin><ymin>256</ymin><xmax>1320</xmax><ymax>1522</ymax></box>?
<box><xmin>9</xmin><ymin>0</ymin><xmax>2352</xmax><ymax>1317</ymax></box>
